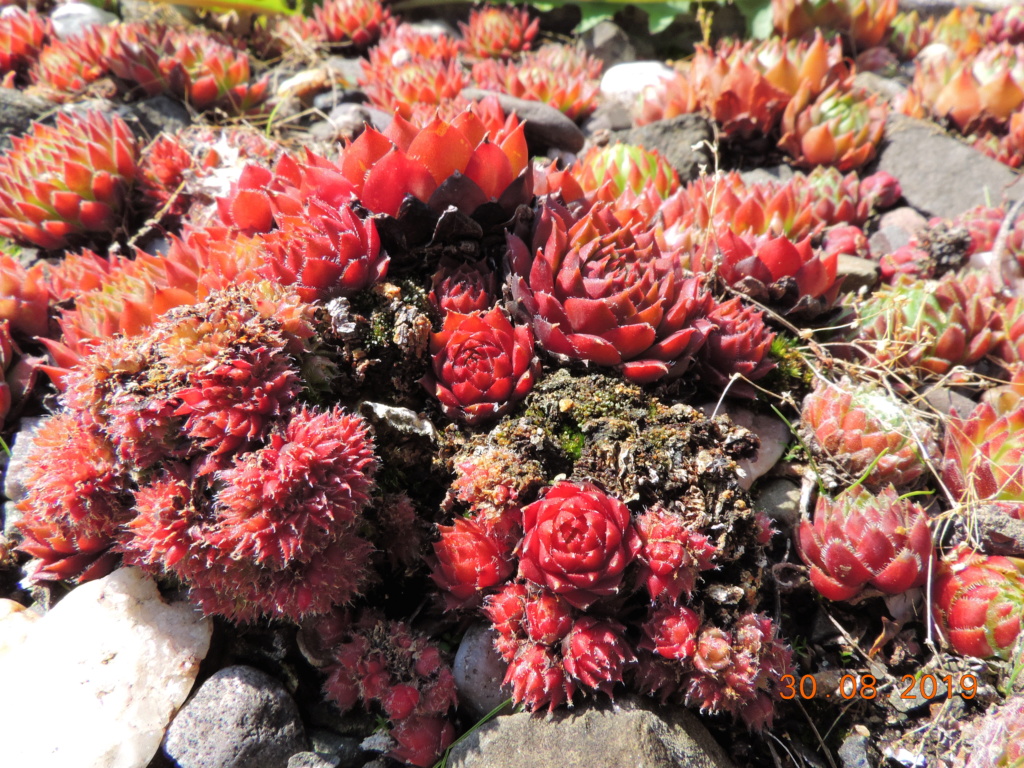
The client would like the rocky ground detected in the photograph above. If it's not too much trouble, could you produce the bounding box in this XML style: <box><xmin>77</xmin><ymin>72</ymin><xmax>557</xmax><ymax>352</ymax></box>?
<box><xmin>1</xmin><ymin>0</ymin><xmax>1024</xmax><ymax>767</ymax></box>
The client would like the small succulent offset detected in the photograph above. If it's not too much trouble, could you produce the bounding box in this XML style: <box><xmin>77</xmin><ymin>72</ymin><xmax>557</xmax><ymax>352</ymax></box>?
<box><xmin>421</xmin><ymin>306</ymin><xmax>539</xmax><ymax>427</ymax></box>
<box><xmin>323</xmin><ymin>613</ymin><xmax>458</xmax><ymax>768</ymax></box>
<box><xmin>797</xmin><ymin>485</ymin><xmax>934</xmax><ymax>601</ymax></box>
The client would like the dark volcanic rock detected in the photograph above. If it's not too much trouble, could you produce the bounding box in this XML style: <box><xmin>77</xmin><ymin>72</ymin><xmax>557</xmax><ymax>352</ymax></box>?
<box><xmin>163</xmin><ymin>665</ymin><xmax>307</xmax><ymax>768</ymax></box>
<box><xmin>610</xmin><ymin>113</ymin><xmax>715</xmax><ymax>184</ymax></box>
<box><xmin>869</xmin><ymin>114</ymin><xmax>1024</xmax><ymax>220</ymax></box>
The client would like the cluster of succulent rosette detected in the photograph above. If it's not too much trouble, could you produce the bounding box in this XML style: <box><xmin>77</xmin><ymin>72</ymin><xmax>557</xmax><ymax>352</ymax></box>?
<box><xmin>3</xmin><ymin>0</ymin><xmax>1024</xmax><ymax>765</ymax></box>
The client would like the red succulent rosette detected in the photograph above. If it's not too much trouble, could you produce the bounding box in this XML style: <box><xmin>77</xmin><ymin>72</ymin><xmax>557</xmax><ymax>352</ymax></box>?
<box><xmin>797</xmin><ymin>485</ymin><xmax>933</xmax><ymax>601</ymax></box>
<box><xmin>635</xmin><ymin>506</ymin><xmax>717</xmax><ymax>604</ymax></box>
<box><xmin>693</xmin><ymin>228</ymin><xmax>840</xmax><ymax>315</ymax></box>
<box><xmin>507</xmin><ymin>201</ymin><xmax>714</xmax><ymax>384</ymax></box>
<box><xmin>421</xmin><ymin>306</ymin><xmax>538</xmax><ymax>426</ymax></box>
<box><xmin>933</xmin><ymin>546</ymin><xmax>1024</xmax><ymax>659</ymax></box>
<box><xmin>518</xmin><ymin>481</ymin><xmax>641</xmax><ymax>610</ymax></box>
<box><xmin>561</xmin><ymin>616</ymin><xmax>635</xmax><ymax>695</ymax></box>
<box><xmin>640</xmin><ymin>604</ymin><xmax>701</xmax><ymax>660</ymax></box>
<box><xmin>430</xmin><ymin>516</ymin><xmax>516</xmax><ymax>608</ymax></box>
<box><xmin>429</xmin><ymin>257</ymin><xmax>496</xmax><ymax>315</ymax></box>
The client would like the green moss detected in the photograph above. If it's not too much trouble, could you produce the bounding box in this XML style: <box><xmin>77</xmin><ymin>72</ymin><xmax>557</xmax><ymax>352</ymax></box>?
<box><xmin>558</xmin><ymin>424</ymin><xmax>585</xmax><ymax>461</ymax></box>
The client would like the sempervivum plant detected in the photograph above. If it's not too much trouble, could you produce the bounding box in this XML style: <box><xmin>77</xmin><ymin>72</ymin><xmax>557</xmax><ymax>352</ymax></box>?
<box><xmin>933</xmin><ymin>546</ymin><xmax>1024</xmax><ymax>659</ymax></box>
<box><xmin>507</xmin><ymin>201</ymin><xmax>715</xmax><ymax>384</ymax></box>
<box><xmin>313</xmin><ymin>0</ymin><xmax>392</xmax><ymax>49</ymax></box>
<box><xmin>0</xmin><ymin>6</ymin><xmax>49</xmax><ymax>82</ymax></box>
<box><xmin>635</xmin><ymin>506</ymin><xmax>718</xmax><ymax>604</ymax></box>
<box><xmin>800</xmin><ymin>377</ymin><xmax>939</xmax><ymax>490</ymax></box>
<box><xmin>692</xmin><ymin>229</ymin><xmax>840</xmax><ymax>316</ymax></box>
<box><xmin>797</xmin><ymin>485</ymin><xmax>933</xmax><ymax>601</ymax></box>
<box><xmin>853</xmin><ymin>272</ymin><xmax>1004</xmax><ymax>379</ymax></box>
<box><xmin>772</xmin><ymin>0</ymin><xmax>899</xmax><ymax>51</ymax></box>
<box><xmin>905</xmin><ymin>42</ymin><xmax>1024</xmax><ymax>135</ymax></box>
<box><xmin>778</xmin><ymin>81</ymin><xmax>888</xmax><ymax>171</ymax></box>
<box><xmin>471</xmin><ymin>44</ymin><xmax>604</xmax><ymax>120</ymax></box>
<box><xmin>14</xmin><ymin>413</ymin><xmax>132</xmax><ymax>584</ymax></box>
<box><xmin>429</xmin><ymin>258</ymin><xmax>496</xmax><ymax>315</ymax></box>
<box><xmin>695</xmin><ymin>297</ymin><xmax>776</xmax><ymax>398</ymax></box>
<box><xmin>103</xmin><ymin>25</ymin><xmax>269</xmax><ymax>114</ymax></box>
<box><xmin>685</xmin><ymin>613</ymin><xmax>793</xmax><ymax>731</ymax></box>
<box><xmin>988</xmin><ymin>5</ymin><xmax>1024</xmax><ymax>45</ymax></box>
<box><xmin>962</xmin><ymin>696</ymin><xmax>1024</xmax><ymax>768</ymax></box>
<box><xmin>518</xmin><ymin>482</ymin><xmax>642</xmax><ymax>610</ymax></box>
<box><xmin>570</xmin><ymin>143</ymin><xmax>680</xmax><ymax>204</ymax></box>
<box><xmin>421</xmin><ymin>306</ymin><xmax>539</xmax><ymax>426</ymax></box>
<box><xmin>221</xmin><ymin>104</ymin><xmax>529</xmax><ymax>222</ymax></box>
<box><xmin>0</xmin><ymin>110</ymin><xmax>138</xmax><ymax>250</ymax></box>
<box><xmin>0</xmin><ymin>254</ymin><xmax>48</xmax><ymax>339</ymax></box>
<box><xmin>323</xmin><ymin>613</ymin><xmax>457</xmax><ymax>767</ymax></box>
<box><xmin>459</xmin><ymin>4</ymin><xmax>539</xmax><ymax>59</ymax></box>
<box><xmin>688</xmin><ymin>39</ymin><xmax>794</xmax><ymax>140</ymax></box>
<box><xmin>943</xmin><ymin>398</ymin><xmax>1024</xmax><ymax>505</ymax></box>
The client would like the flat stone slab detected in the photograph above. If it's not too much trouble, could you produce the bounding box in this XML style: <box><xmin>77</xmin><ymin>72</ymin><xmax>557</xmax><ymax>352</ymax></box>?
<box><xmin>869</xmin><ymin>114</ymin><xmax>1023</xmax><ymax>221</ymax></box>
<box><xmin>448</xmin><ymin>696</ymin><xmax>735</xmax><ymax>768</ymax></box>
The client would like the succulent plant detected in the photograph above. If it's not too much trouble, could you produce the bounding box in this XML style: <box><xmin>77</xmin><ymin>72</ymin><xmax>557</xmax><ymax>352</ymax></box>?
<box><xmin>503</xmin><ymin>642</ymin><xmax>574</xmax><ymax>712</ymax></box>
<box><xmin>518</xmin><ymin>481</ymin><xmax>641</xmax><ymax>610</ymax></box>
<box><xmin>772</xmin><ymin>0</ymin><xmax>899</xmax><ymax>51</ymax></box>
<box><xmin>571</xmin><ymin>143</ymin><xmax>680</xmax><ymax>203</ymax></box>
<box><xmin>962</xmin><ymin>695</ymin><xmax>1024</xmax><ymax>768</ymax></box>
<box><xmin>779</xmin><ymin>81</ymin><xmax>888</xmax><ymax>171</ymax></box>
<box><xmin>256</xmin><ymin>203</ymin><xmax>388</xmax><ymax>302</ymax></box>
<box><xmin>695</xmin><ymin>297</ymin><xmax>775</xmax><ymax>398</ymax></box>
<box><xmin>0</xmin><ymin>6</ymin><xmax>49</xmax><ymax>82</ymax></box>
<box><xmin>471</xmin><ymin>44</ymin><xmax>603</xmax><ymax>120</ymax></box>
<box><xmin>635</xmin><ymin>506</ymin><xmax>718</xmax><ymax>604</ymax></box>
<box><xmin>800</xmin><ymin>377</ymin><xmax>939</xmax><ymax>489</ymax></box>
<box><xmin>29</xmin><ymin>24</ymin><xmax>113</xmax><ymax>99</ymax></box>
<box><xmin>635</xmin><ymin>71</ymin><xmax>700</xmax><ymax>126</ymax></box>
<box><xmin>421</xmin><ymin>306</ymin><xmax>539</xmax><ymax>426</ymax></box>
<box><xmin>430</xmin><ymin>516</ymin><xmax>516</xmax><ymax>608</ymax></box>
<box><xmin>360</xmin><ymin>51</ymin><xmax>466</xmax><ymax>120</ymax></box>
<box><xmin>854</xmin><ymin>271</ymin><xmax>1004</xmax><ymax>378</ymax></box>
<box><xmin>943</xmin><ymin>399</ymin><xmax>1024</xmax><ymax>505</ymax></box>
<box><xmin>797</xmin><ymin>485</ymin><xmax>933</xmax><ymax>601</ymax></box>
<box><xmin>933</xmin><ymin>546</ymin><xmax>1024</xmax><ymax>659</ymax></box>
<box><xmin>0</xmin><ymin>110</ymin><xmax>138</xmax><ymax>250</ymax></box>
<box><xmin>313</xmin><ymin>0</ymin><xmax>392</xmax><ymax>49</ymax></box>
<box><xmin>685</xmin><ymin>613</ymin><xmax>794</xmax><ymax>731</ymax></box>
<box><xmin>693</xmin><ymin>229</ymin><xmax>840</xmax><ymax>315</ymax></box>
<box><xmin>102</xmin><ymin>24</ymin><xmax>269</xmax><ymax>114</ymax></box>
<box><xmin>689</xmin><ymin>39</ymin><xmax>793</xmax><ymax>140</ymax></box>
<box><xmin>459</xmin><ymin>4</ymin><xmax>539</xmax><ymax>59</ymax></box>
<box><xmin>562</xmin><ymin>616</ymin><xmax>636</xmax><ymax>695</ymax></box>
<box><xmin>906</xmin><ymin>42</ymin><xmax>1024</xmax><ymax>135</ymax></box>
<box><xmin>507</xmin><ymin>202</ymin><xmax>714</xmax><ymax>384</ymax></box>
<box><xmin>15</xmin><ymin>413</ymin><xmax>131</xmax><ymax>584</ymax></box>
<box><xmin>641</xmin><ymin>604</ymin><xmax>701</xmax><ymax>660</ymax></box>
<box><xmin>0</xmin><ymin>254</ymin><xmax>48</xmax><ymax>339</ymax></box>
<box><xmin>323</xmin><ymin>613</ymin><xmax>457</xmax><ymax>767</ymax></box>
<box><xmin>988</xmin><ymin>5</ymin><xmax>1024</xmax><ymax>45</ymax></box>
<box><xmin>429</xmin><ymin>258</ymin><xmax>496</xmax><ymax>315</ymax></box>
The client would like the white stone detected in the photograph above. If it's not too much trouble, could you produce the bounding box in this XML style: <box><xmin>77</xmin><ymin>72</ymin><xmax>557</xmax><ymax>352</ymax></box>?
<box><xmin>0</xmin><ymin>598</ymin><xmax>39</xmax><ymax>656</ymax></box>
<box><xmin>0</xmin><ymin>567</ymin><xmax>212</xmax><ymax>768</ymax></box>
<box><xmin>599</xmin><ymin>61</ymin><xmax>676</xmax><ymax>103</ymax></box>
<box><xmin>50</xmin><ymin>2</ymin><xmax>117</xmax><ymax>40</ymax></box>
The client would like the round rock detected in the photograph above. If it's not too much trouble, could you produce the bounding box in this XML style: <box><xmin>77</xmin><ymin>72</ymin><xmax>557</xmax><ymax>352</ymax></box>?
<box><xmin>599</xmin><ymin>61</ymin><xmax>676</xmax><ymax>103</ymax></box>
<box><xmin>453</xmin><ymin>624</ymin><xmax>509</xmax><ymax>719</ymax></box>
<box><xmin>164</xmin><ymin>665</ymin><xmax>308</xmax><ymax>768</ymax></box>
